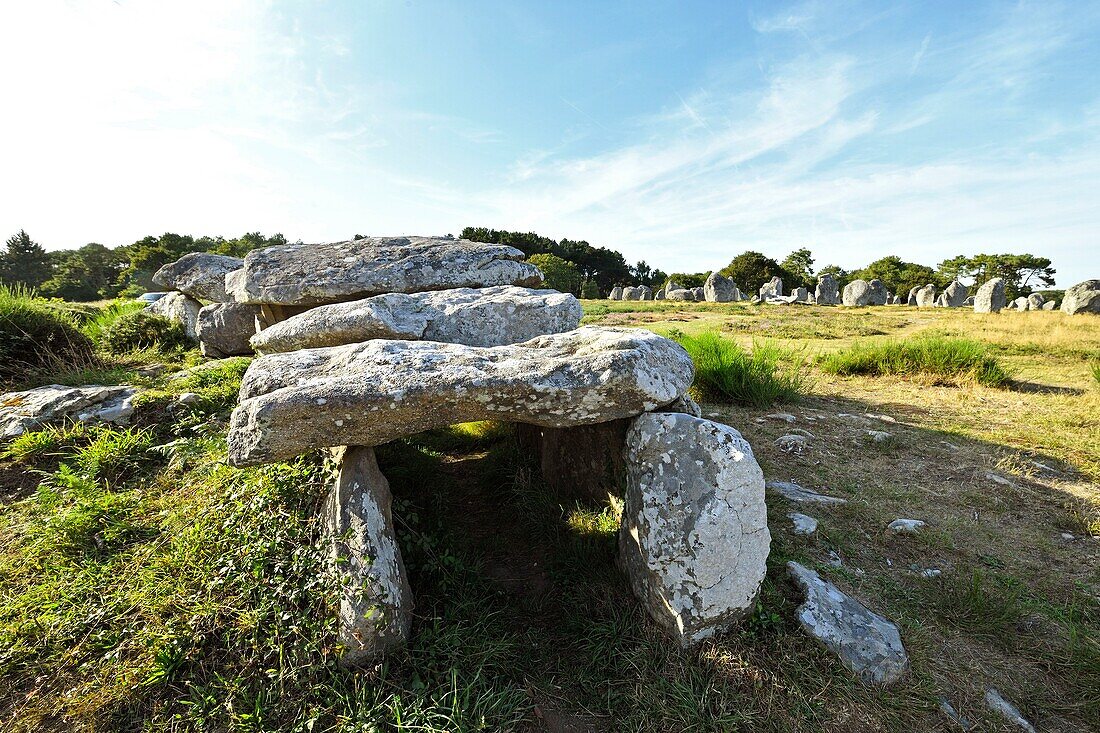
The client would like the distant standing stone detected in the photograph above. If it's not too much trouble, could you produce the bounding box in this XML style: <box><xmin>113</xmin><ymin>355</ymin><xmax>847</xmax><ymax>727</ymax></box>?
<box><xmin>622</xmin><ymin>286</ymin><xmax>645</xmax><ymax>301</ymax></box>
<box><xmin>654</xmin><ymin>288</ymin><xmax>666</xmax><ymax>300</ymax></box>
<box><xmin>915</xmin><ymin>284</ymin><xmax>937</xmax><ymax>308</ymax></box>
<box><xmin>692</xmin><ymin>286</ymin><xmax>705</xmax><ymax>301</ymax></box>
<box><xmin>973</xmin><ymin>277</ymin><xmax>1006</xmax><ymax>313</ymax></box>
<box><xmin>1026</xmin><ymin>293</ymin><xmax>1045</xmax><ymax>311</ymax></box>
<box><xmin>906</xmin><ymin>286</ymin><xmax>920</xmax><ymax>306</ymax></box>
<box><xmin>667</xmin><ymin>288</ymin><xmax>696</xmax><ymax>302</ymax></box>
<box><xmin>787</xmin><ymin>562</ymin><xmax>909</xmax><ymax>685</ymax></box>
<box><xmin>639</xmin><ymin>285</ymin><xmax>653</xmax><ymax>300</ymax></box>
<box><xmin>609</xmin><ymin>286</ymin><xmax>623</xmax><ymax>301</ymax></box>
<box><xmin>759</xmin><ymin>276</ymin><xmax>783</xmax><ymax>299</ymax></box>
<box><xmin>703</xmin><ymin>272</ymin><xmax>737</xmax><ymax>302</ymax></box>
<box><xmin>815</xmin><ymin>273</ymin><xmax>840</xmax><ymax>305</ymax></box>
<box><xmin>1041</xmin><ymin>300</ymin><xmax>1056</xmax><ymax>310</ymax></box>
<box><xmin>1060</xmin><ymin>279</ymin><xmax>1100</xmax><ymax>315</ymax></box>
<box><xmin>842</xmin><ymin>279</ymin><xmax>875</xmax><ymax>306</ymax></box>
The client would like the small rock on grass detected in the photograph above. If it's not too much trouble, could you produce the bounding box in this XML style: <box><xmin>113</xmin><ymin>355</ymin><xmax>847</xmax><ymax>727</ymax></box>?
<box><xmin>984</xmin><ymin>688</ymin><xmax>1037</xmax><ymax>733</ymax></box>
<box><xmin>985</xmin><ymin>471</ymin><xmax>1015</xmax><ymax>487</ymax></box>
<box><xmin>766</xmin><ymin>480</ymin><xmax>848</xmax><ymax>505</ymax></box>
<box><xmin>887</xmin><ymin>519</ymin><xmax>926</xmax><ymax>535</ymax></box>
<box><xmin>937</xmin><ymin>697</ymin><xmax>972</xmax><ymax>730</ymax></box>
<box><xmin>866</xmin><ymin>430</ymin><xmax>893</xmax><ymax>443</ymax></box>
<box><xmin>767</xmin><ymin>412</ymin><xmax>797</xmax><ymax>423</ymax></box>
<box><xmin>177</xmin><ymin>392</ymin><xmax>202</xmax><ymax>405</ymax></box>
<box><xmin>775</xmin><ymin>434</ymin><xmax>809</xmax><ymax>453</ymax></box>
<box><xmin>788</xmin><ymin>512</ymin><xmax>818</xmax><ymax>535</ymax></box>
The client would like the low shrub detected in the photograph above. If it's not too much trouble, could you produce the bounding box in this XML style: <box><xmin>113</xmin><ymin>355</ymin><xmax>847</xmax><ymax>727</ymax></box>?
<box><xmin>817</xmin><ymin>336</ymin><xmax>1012</xmax><ymax>387</ymax></box>
<box><xmin>0</xmin><ymin>285</ymin><xmax>95</xmax><ymax>383</ymax></box>
<box><xmin>670</xmin><ymin>330</ymin><xmax>806</xmax><ymax>406</ymax></box>
<box><xmin>100</xmin><ymin>309</ymin><xmax>191</xmax><ymax>355</ymax></box>
<box><xmin>80</xmin><ymin>299</ymin><xmax>144</xmax><ymax>343</ymax></box>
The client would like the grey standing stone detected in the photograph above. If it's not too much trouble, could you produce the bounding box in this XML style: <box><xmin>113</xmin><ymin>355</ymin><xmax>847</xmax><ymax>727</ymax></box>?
<box><xmin>906</xmin><ymin>286</ymin><xmax>920</xmax><ymax>306</ymax></box>
<box><xmin>787</xmin><ymin>562</ymin><xmax>909</xmax><ymax>685</ymax></box>
<box><xmin>704</xmin><ymin>272</ymin><xmax>737</xmax><ymax>302</ymax></box>
<box><xmin>145</xmin><ymin>291</ymin><xmax>202</xmax><ymax>341</ymax></box>
<box><xmin>197</xmin><ymin>303</ymin><xmax>261</xmax><ymax>359</ymax></box>
<box><xmin>639</xmin><ymin>285</ymin><xmax>653</xmax><ymax>301</ymax></box>
<box><xmin>0</xmin><ymin>384</ymin><xmax>137</xmax><ymax>438</ymax></box>
<box><xmin>867</xmin><ymin>280</ymin><xmax>888</xmax><ymax>305</ymax></box>
<box><xmin>1013</xmin><ymin>296</ymin><xmax>1030</xmax><ymax>311</ymax></box>
<box><xmin>790</xmin><ymin>286</ymin><xmax>812</xmax><ymax>303</ymax></box>
<box><xmin>1041</xmin><ymin>300</ymin><xmax>1056</xmax><ymax>310</ymax></box>
<box><xmin>1026</xmin><ymin>293</ymin><xmax>1045</xmax><ymax>310</ymax></box>
<box><xmin>609</xmin><ymin>286</ymin><xmax>623</xmax><ymax>301</ymax></box>
<box><xmin>153</xmin><ymin>252</ymin><xmax>243</xmax><ymax>303</ymax></box>
<box><xmin>1060</xmin><ymin>279</ymin><xmax>1100</xmax><ymax>314</ymax></box>
<box><xmin>759</xmin><ymin>276</ymin><xmax>783</xmax><ymax>299</ymax></box>
<box><xmin>622</xmin><ymin>286</ymin><xmax>644</xmax><ymax>301</ymax></box>
<box><xmin>665</xmin><ymin>280</ymin><xmax>683</xmax><ymax>293</ymax></box>
<box><xmin>620</xmin><ymin>413</ymin><xmax>770</xmax><ymax>647</ymax></box>
<box><xmin>227</xmin><ymin>236</ymin><xmax>543</xmax><ymax>306</ymax></box>
<box><xmin>815</xmin><ymin>273</ymin><xmax>840</xmax><ymax>305</ymax></box>
<box><xmin>964</xmin><ymin>296</ymin><xmax>975</xmax><ymax>306</ymax></box>
<box><xmin>691</xmin><ymin>286</ymin><xmax>705</xmax><ymax>301</ymax></box>
<box><xmin>842</xmin><ymin>279</ymin><xmax>875</xmax><ymax>306</ymax></box>
<box><xmin>324</xmin><ymin>446</ymin><xmax>413</xmax><ymax>665</ymax></box>
<box><xmin>654</xmin><ymin>288</ymin><xmax>666</xmax><ymax>300</ymax></box>
<box><xmin>943</xmin><ymin>280</ymin><xmax>968</xmax><ymax>307</ymax></box>
<box><xmin>666</xmin><ymin>288</ymin><xmax>695</xmax><ymax>301</ymax></box>
<box><xmin>228</xmin><ymin>326</ymin><xmax>694</xmax><ymax>467</ymax></box>
<box><xmin>974</xmin><ymin>277</ymin><xmax>1006</xmax><ymax>313</ymax></box>
<box><xmin>915</xmin><ymin>284</ymin><xmax>937</xmax><ymax>308</ymax></box>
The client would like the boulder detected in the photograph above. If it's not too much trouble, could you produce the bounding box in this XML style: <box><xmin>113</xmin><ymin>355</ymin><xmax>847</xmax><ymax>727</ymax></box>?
<box><xmin>228</xmin><ymin>326</ymin><xmax>694</xmax><ymax>466</ymax></box>
<box><xmin>759</xmin><ymin>276</ymin><xmax>783</xmax><ymax>299</ymax></box>
<box><xmin>842</xmin><ymin>279</ymin><xmax>874</xmax><ymax>306</ymax></box>
<box><xmin>622</xmin><ymin>286</ymin><xmax>645</xmax><ymax>301</ymax></box>
<box><xmin>639</xmin><ymin>285</ymin><xmax>653</xmax><ymax>301</ymax></box>
<box><xmin>324</xmin><ymin>446</ymin><xmax>413</xmax><ymax>664</ymax></box>
<box><xmin>250</xmin><ymin>286</ymin><xmax>582</xmax><ymax>354</ymax></box>
<box><xmin>619</xmin><ymin>412</ymin><xmax>770</xmax><ymax>647</ymax></box>
<box><xmin>984</xmin><ymin>689</ymin><xmax>1037</xmax><ymax>733</ymax></box>
<box><xmin>1060</xmin><ymin>279</ymin><xmax>1100</xmax><ymax>315</ymax></box>
<box><xmin>1013</xmin><ymin>296</ymin><xmax>1030</xmax><ymax>311</ymax></box>
<box><xmin>609</xmin><ymin>286</ymin><xmax>623</xmax><ymax>301</ymax></box>
<box><xmin>691</xmin><ymin>286</ymin><xmax>705</xmax><ymax>301</ymax></box>
<box><xmin>654</xmin><ymin>288</ymin><xmax>666</xmax><ymax>301</ymax></box>
<box><xmin>1041</xmin><ymin>300</ymin><xmax>1056</xmax><ymax>310</ymax></box>
<box><xmin>789</xmin><ymin>512</ymin><xmax>818</xmax><ymax>535</ymax></box>
<box><xmin>943</xmin><ymin>280</ymin><xmax>968</xmax><ymax>307</ymax></box>
<box><xmin>153</xmin><ymin>252</ymin><xmax>243</xmax><ymax>303</ymax></box>
<box><xmin>226</xmin><ymin>236</ymin><xmax>543</xmax><ymax>306</ymax></box>
<box><xmin>703</xmin><ymin>272</ymin><xmax>737</xmax><ymax>302</ymax></box>
<box><xmin>915</xmin><ymin>284</ymin><xmax>937</xmax><ymax>308</ymax></box>
<box><xmin>197</xmin><ymin>303</ymin><xmax>261</xmax><ymax>359</ymax></box>
<box><xmin>974</xmin><ymin>277</ymin><xmax>1006</xmax><ymax>313</ymax></box>
<box><xmin>906</xmin><ymin>286</ymin><xmax>920</xmax><ymax>306</ymax></box>
<box><xmin>790</xmin><ymin>286</ymin><xmax>812</xmax><ymax>303</ymax></box>
<box><xmin>144</xmin><ymin>291</ymin><xmax>202</xmax><ymax>341</ymax></box>
<box><xmin>935</xmin><ymin>292</ymin><xmax>948</xmax><ymax>308</ymax></box>
<box><xmin>666</xmin><ymin>288</ymin><xmax>695</xmax><ymax>302</ymax></box>
<box><xmin>964</xmin><ymin>296</ymin><xmax>975</xmax><ymax>306</ymax></box>
<box><xmin>815</xmin><ymin>273</ymin><xmax>840</xmax><ymax>305</ymax></box>
<box><xmin>1027</xmin><ymin>293</ymin><xmax>1045</xmax><ymax>311</ymax></box>
<box><xmin>0</xmin><ymin>384</ymin><xmax>137</xmax><ymax>438</ymax></box>
<box><xmin>665</xmin><ymin>280</ymin><xmax>683</xmax><ymax>293</ymax></box>
<box><xmin>787</xmin><ymin>562</ymin><xmax>909</xmax><ymax>685</ymax></box>
<box><xmin>867</xmin><ymin>280</ymin><xmax>889</xmax><ymax>305</ymax></box>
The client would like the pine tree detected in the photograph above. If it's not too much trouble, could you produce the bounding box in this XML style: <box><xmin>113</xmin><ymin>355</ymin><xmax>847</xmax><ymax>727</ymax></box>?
<box><xmin>1</xmin><ymin>230</ymin><xmax>51</xmax><ymax>289</ymax></box>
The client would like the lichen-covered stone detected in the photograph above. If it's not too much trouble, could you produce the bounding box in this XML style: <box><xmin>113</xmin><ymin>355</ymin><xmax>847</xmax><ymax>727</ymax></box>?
<box><xmin>815</xmin><ymin>273</ymin><xmax>840</xmax><ymax>305</ymax></box>
<box><xmin>974</xmin><ymin>277</ymin><xmax>1006</xmax><ymax>313</ymax></box>
<box><xmin>250</xmin><ymin>286</ymin><xmax>582</xmax><ymax>354</ymax></box>
<box><xmin>227</xmin><ymin>236</ymin><xmax>543</xmax><ymax>306</ymax></box>
<box><xmin>609</xmin><ymin>286</ymin><xmax>623</xmax><ymax>301</ymax></box>
<box><xmin>842</xmin><ymin>280</ymin><xmax>875</xmax><ymax>306</ymax></box>
<box><xmin>704</xmin><ymin>272</ymin><xmax>736</xmax><ymax>302</ymax></box>
<box><xmin>915</xmin><ymin>284</ymin><xmax>937</xmax><ymax>308</ymax></box>
<box><xmin>228</xmin><ymin>326</ymin><xmax>694</xmax><ymax>467</ymax></box>
<box><xmin>196</xmin><ymin>303</ymin><xmax>261</xmax><ymax>359</ymax></box>
<box><xmin>619</xmin><ymin>412</ymin><xmax>770</xmax><ymax>647</ymax></box>
<box><xmin>0</xmin><ymin>385</ymin><xmax>137</xmax><ymax>438</ymax></box>
<box><xmin>666</xmin><ymin>288</ymin><xmax>695</xmax><ymax>301</ymax></box>
<box><xmin>153</xmin><ymin>252</ymin><xmax>243</xmax><ymax>302</ymax></box>
<box><xmin>324</xmin><ymin>446</ymin><xmax>412</xmax><ymax>664</ymax></box>
<box><xmin>145</xmin><ymin>291</ymin><xmax>202</xmax><ymax>341</ymax></box>
<box><xmin>759</xmin><ymin>276</ymin><xmax>783</xmax><ymax>299</ymax></box>
<box><xmin>1061</xmin><ymin>279</ymin><xmax>1100</xmax><ymax>315</ymax></box>
<box><xmin>943</xmin><ymin>280</ymin><xmax>968</xmax><ymax>307</ymax></box>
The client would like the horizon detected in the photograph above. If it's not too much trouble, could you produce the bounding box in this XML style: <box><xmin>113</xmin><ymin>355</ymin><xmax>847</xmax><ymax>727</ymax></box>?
<box><xmin>2</xmin><ymin>1</ymin><xmax>1098</xmax><ymax>286</ymax></box>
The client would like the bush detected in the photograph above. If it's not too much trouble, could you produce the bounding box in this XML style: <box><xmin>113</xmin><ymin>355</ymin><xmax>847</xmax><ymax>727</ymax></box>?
<box><xmin>100</xmin><ymin>310</ymin><xmax>192</xmax><ymax>354</ymax></box>
<box><xmin>80</xmin><ymin>300</ymin><xmax>144</xmax><ymax>343</ymax></box>
<box><xmin>0</xmin><ymin>285</ymin><xmax>95</xmax><ymax>383</ymax></box>
<box><xmin>671</xmin><ymin>330</ymin><xmax>806</xmax><ymax>406</ymax></box>
<box><xmin>817</xmin><ymin>336</ymin><xmax>1012</xmax><ymax>387</ymax></box>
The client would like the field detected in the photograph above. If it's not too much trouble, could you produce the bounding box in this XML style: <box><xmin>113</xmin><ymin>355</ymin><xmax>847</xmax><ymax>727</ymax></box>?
<box><xmin>1</xmin><ymin>298</ymin><xmax>1098</xmax><ymax>732</ymax></box>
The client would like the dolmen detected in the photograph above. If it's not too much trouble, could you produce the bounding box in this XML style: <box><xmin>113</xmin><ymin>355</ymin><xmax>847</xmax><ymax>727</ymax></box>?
<box><xmin>211</xmin><ymin>236</ymin><xmax>771</xmax><ymax>664</ymax></box>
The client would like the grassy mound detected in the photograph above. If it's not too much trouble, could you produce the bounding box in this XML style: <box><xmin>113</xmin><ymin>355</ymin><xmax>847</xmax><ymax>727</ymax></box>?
<box><xmin>99</xmin><ymin>309</ymin><xmax>191</xmax><ymax>355</ymax></box>
<box><xmin>817</xmin><ymin>336</ymin><xmax>1012</xmax><ymax>387</ymax></box>
<box><xmin>0</xmin><ymin>285</ymin><xmax>95</xmax><ymax>384</ymax></box>
<box><xmin>670</xmin><ymin>330</ymin><xmax>806</xmax><ymax>406</ymax></box>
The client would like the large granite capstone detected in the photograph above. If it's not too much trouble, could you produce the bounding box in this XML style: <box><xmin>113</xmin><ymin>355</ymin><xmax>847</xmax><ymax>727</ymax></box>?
<box><xmin>250</xmin><ymin>286</ymin><xmax>582</xmax><ymax>354</ymax></box>
<box><xmin>226</xmin><ymin>236</ymin><xmax>543</xmax><ymax>306</ymax></box>
<box><xmin>227</xmin><ymin>327</ymin><xmax>694</xmax><ymax>466</ymax></box>
<box><xmin>153</xmin><ymin>252</ymin><xmax>243</xmax><ymax>303</ymax></box>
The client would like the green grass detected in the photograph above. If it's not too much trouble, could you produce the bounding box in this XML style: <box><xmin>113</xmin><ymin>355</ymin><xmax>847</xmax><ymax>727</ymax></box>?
<box><xmin>0</xmin><ymin>284</ymin><xmax>96</xmax><ymax>384</ymax></box>
<box><xmin>671</xmin><ymin>329</ymin><xmax>807</xmax><ymax>406</ymax></box>
<box><xmin>817</xmin><ymin>336</ymin><xmax>1013</xmax><ymax>387</ymax></box>
<box><xmin>1091</xmin><ymin>358</ymin><xmax>1100</xmax><ymax>387</ymax></box>
<box><xmin>79</xmin><ymin>300</ymin><xmax>145</xmax><ymax>343</ymax></box>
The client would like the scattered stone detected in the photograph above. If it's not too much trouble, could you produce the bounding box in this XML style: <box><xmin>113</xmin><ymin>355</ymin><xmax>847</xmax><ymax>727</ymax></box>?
<box><xmin>703</xmin><ymin>272</ymin><xmax>737</xmax><ymax>302</ymax></box>
<box><xmin>815</xmin><ymin>273</ymin><xmax>840</xmax><ymax>305</ymax></box>
<box><xmin>1060</xmin><ymin>532</ymin><xmax>1075</xmax><ymax>541</ymax></box>
<box><xmin>765</xmin><ymin>480</ymin><xmax>848</xmax><ymax>505</ymax></box>
<box><xmin>943</xmin><ymin>280</ymin><xmax>968</xmax><ymax>307</ymax></box>
<box><xmin>1041</xmin><ymin>300</ymin><xmax>1056</xmax><ymax>310</ymax></box>
<box><xmin>153</xmin><ymin>252</ymin><xmax>243</xmax><ymax>303</ymax></box>
<box><xmin>775</xmin><ymin>434</ymin><xmax>808</xmax><ymax>453</ymax></box>
<box><xmin>985</xmin><ymin>471</ymin><xmax>1016</xmax><ymax>488</ymax></box>
<box><xmin>789</xmin><ymin>512</ymin><xmax>818</xmax><ymax>535</ymax></box>
<box><xmin>920</xmin><ymin>568</ymin><xmax>942</xmax><ymax>578</ymax></box>
<box><xmin>906</xmin><ymin>285</ymin><xmax>920</xmax><ymax>306</ymax></box>
<box><xmin>866</xmin><ymin>430</ymin><xmax>893</xmax><ymax>443</ymax></box>
<box><xmin>759</xmin><ymin>276</ymin><xmax>783</xmax><ymax>299</ymax></box>
<box><xmin>228</xmin><ymin>326</ymin><xmax>694</xmax><ymax>466</ymax></box>
<box><xmin>1012</xmin><ymin>296</ymin><xmax>1031</xmax><ymax>311</ymax></box>
<box><xmin>622</xmin><ymin>286</ymin><xmax>646</xmax><ymax>301</ymax></box>
<box><xmin>842</xmin><ymin>279</ymin><xmax>886</xmax><ymax>306</ymax></box>
<box><xmin>691</xmin><ymin>286</ymin><xmax>705</xmax><ymax>301</ymax></box>
<box><xmin>938</xmin><ymin>697</ymin><xmax>972</xmax><ymax>730</ymax></box>
<box><xmin>0</xmin><ymin>384</ymin><xmax>137</xmax><ymax>438</ymax></box>
<box><xmin>177</xmin><ymin>392</ymin><xmax>202</xmax><ymax>405</ymax></box>
<box><xmin>1026</xmin><ymin>293</ymin><xmax>1045</xmax><ymax>311</ymax></box>
<box><xmin>196</xmin><ymin>303</ymin><xmax>261</xmax><ymax>359</ymax></box>
<box><xmin>324</xmin><ymin>446</ymin><xmax>413</xmax><ymax>664</ymax></box>
<box><xmin>250</xmin><ymin>286</ymin><xmax>583</xmax><ymax>354</ymax></box>
<box><xmin>666</xmin><ymin>288</ymin><xmax>696</xmax><ymax>302</ymax></box>
<box><xmin>145</xmin><ymin>291</ymin><xmax>202</xmax><ymax>341</ymax></box>
<box><xmin>974</xmin><ymin>277</ymin><xmax>1007</xmax><ymax>313</ymax></box>
<box><xmin>787</xmin><ymin>562</ymin><xmax>909</xmax><ymax>685</ymax></box>
<box><xmin>609</xmin><ymin>286</ymin><xmax>623</xmax><ymax>301</ymax></box>
<box><xmin>654</xmin><ymin>288</ymin><xmax>666</xmax><ymax>300</ymax></box>
<box><xmin>887</xmin><ymin>519</ymin><xmax>925</xmax><ymax>534</ymax></box>
<box><xmin>915</xmin><ymin>284</ymin><xmax>937</xmax><ymax>308</ymax></box>
<box><xmin>227</xmin><ymin>236</ymin><xmax>544</xmax><ymax>306</ymax></box>
<box><xmin>767</xmin><ymin>412</ymin><xmax>797</xmax><ymax>423</ymax></box>
<box><xmin>984</xmin><ymin>688</ymin><xmax>1037</xmax><ymax>733</ymax></box>
<box><xmin>136</xmin><ymin>363</ymin><xmax>168</xmax><ymax>377</ymax></box>
<box><xmin>863</xmin><ymin>413</ymin><xmax>897</xmax><ymax>423</ymax></box>
<box><xmin>619</xmin><ymin>413</ymin><xmax>770</xmax><ymax>647</ymax></box>
<box><xmin>1060</xmin><ymin>279</ymin><xmax>1100</xmax><ymax>315</ymax></box>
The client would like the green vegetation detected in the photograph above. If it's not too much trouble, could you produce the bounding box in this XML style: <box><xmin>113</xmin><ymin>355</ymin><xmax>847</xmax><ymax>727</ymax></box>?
<box><xmin>849</xmin><ymin>255</ymin><xmax>942</xmax><ymax>298</ymax></box>
<box><xmin>99</xmin><ymin>309</ymin><xmax>191</xmax><ymax>355</ymax></box>
<box><xmin>1091</xmin><ymin>358</ymin><xmax>1100</xmax><ymax>387</ymax></box>
<box><xmin>719</xmin><ymin>250</ymin><xmax>788</xmax><ymax>295</ymax></box>
<box><xmin>817</xmin><ymin>336</ymin><xmax>1012</xmax><ymax>387</ymax></box>
<box><xmin>671</xmin><ymin>330</ymin><xmax>806</xmax><ymax>406</ymax></box>
<box><xmin>0</xmin><ymin>284</ymin><xmax>95</xmax><ymax>383</ymax></box>
<box><xmin>525</xmin><ymin>252</ymin><xmax>581</xmax><ymax>293</ymax></box>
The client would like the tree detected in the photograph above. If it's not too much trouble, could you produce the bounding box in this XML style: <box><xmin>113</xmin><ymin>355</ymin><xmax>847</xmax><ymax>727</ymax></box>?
<box><xmin>850</xmin><ymin>256</ymin><xmax>941</xmax><ymax>298</ymax></box>
<box><xmin>780</xmin><ymin>247</ymin><xmax>815</xmax><ymax>289</ymax></box>
<box><xmin>0</xmin><ymin>230</ymin><xmax>51</xmax><ymax>289</ymax></box>
<box><xmin>526</xmin><ymin>254</ymin><xmax>582</xmax><ymax>294</ymax></box>
<box><xmin>662</xmin><ymin>272</ymin><xmax>708</xmax><ymax>289</ymax></box>
<box><xmin>580</xmin><ymin>280</ymin><xmax>602</xmax><ymax>298</ymax></box>
<box><xmin>817</xmin><ymin>264</ymin><xmax>851</xmax><ymax>288</ymax></box>
<box><xmin>936</xmin><ymin>253</ymin><xmax>1055</xmax><ymax>299</ymax></box>
<box><xmin>718</xmin><ymin>251</ymin><xmax>787</xmax><ymax>295</ymax></box>
<box><xmin>39</xmin><ymin>243</ymin><xmax>127</xmax><ymax>301</ymax></box>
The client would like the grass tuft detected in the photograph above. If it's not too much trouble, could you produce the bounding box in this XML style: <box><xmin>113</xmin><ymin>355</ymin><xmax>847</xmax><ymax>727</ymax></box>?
<box><xmin>817</xmin><ymin>336</ymin><xmax>1012</xmax><ymax>387</ymax></box>
<box><xmin>670</xmin><ymin>330</ymin><xmax>806</xmax><ymax>406</ymax></box>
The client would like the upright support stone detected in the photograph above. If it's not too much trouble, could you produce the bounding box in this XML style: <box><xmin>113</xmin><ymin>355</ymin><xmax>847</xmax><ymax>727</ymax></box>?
<box><xmin>324</xmin><ymin>446</ymin><xmax>413</xmax><ymax>665</ymax></box>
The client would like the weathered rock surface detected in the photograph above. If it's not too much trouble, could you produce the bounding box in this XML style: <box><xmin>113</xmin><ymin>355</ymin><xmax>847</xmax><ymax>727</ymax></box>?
<box><xmin>153</xmin><ymin>252</ymin><xmax>243</xmax><ymax>303</ymax></box>
<box><xmin>906</xmin><ymin>286</ymin><xmax>920</xmax><ymax>306</ymax></box>
<box><xmin>789</xmin><ymin>512</ymin><xmax>818</xmax><ymax>535</ymax></box>
<box><xmin>324</xmin><ymin>446</ymin><xmax>413</xmax><ymax>664</ymax></box>
<box><xmin>622</xmin><ymin>286</ymin><xmax>644</xmax><ymax>301</ymax></box>
<box><xmin>941</xmin><ymin>280</ymin><xmax>967</xmax><ymax>308</ymax></box>
<box><xmin>790</xmin><ymin>286</ymin><xmax>812</xmax><ymax>303</ymax></box>
<box><xmin>145</xmin><ymin>291</ymin><xmax>202</xmax><ymax>341</ymax></box>
<box><xmin>639</xmin><ymin>285</ymin><xmax>653</xmax><ymax>301</ymax></box>
<box><xmin>704</xmin><ymin>272</ymin><xmax>737</xmax><ymax>302</ymax></box>
<box><xmin>842</xmin><ymin>279</ymin><xmax>876</xmax><ymax>306</ymax></box>
<box><xmin>250</xmin><ymin>286</ymin><xmax>583</xmax><ymax>354</ymax></box>
<box><xmin>197</xmin><ymin>303</ymin><xmax>261</xmax><ymax>359</ymax></box>
<box><xmin>816</xmin><ymin>273</ymin><xmax>840</xmax><ymax>305</ymax></box>
<box><xmin>1041</xmin><ymin>300</ymin><xmax>1056</xmax><ymax>310</ymax></box>
<box><xmin>228</xmin><ymin>327</ymin><xmax>694</xmax><ymax>466</ymax></box>
<box><xmin>226</xmin><ymin>236</ymin><xmax>543</xmax><ymax>306</ymax></box>
<box><xmin>691</xmin><ymin>286</ymin><xmax>705</xmax><ymax>301</ymax></box>
<box><xmin>788</xmin><ymin>562</ymin><xmax>909</xmax><ymax>685</ymax></box>
<box><xmin>666</xmin><ymin>288</ymin><xmax>695</xmax><ymax>301</ymax></box>
<box><xmin>1013</xmin><ymin>296</ymin><xmax>1031</xmax><ymax>311</ymax></box>
<box><xmin>654</xmin><ymin>288</ymin><xmax>666</xmax><ymax>300</ymax></box>
<box><xmin>1060</xmin><ymin>279</ymin><xmax>1100</xmax><ymax>315</ymax></box>
<box><xmin>887</xmin><ymin>518</ymin><xmax>925</xmax><ymax>534</ymax></box>
<box><xmin>866</xmin><ymin>280</ymin><xmax>888</xmax><ymax>305</ymax></box>
<box><xmin>964</xmin><ymin>296</ymin><xmax>975</xmax><ymax>306</ymax></box>
<box><xmin>609</xmin><ymin>286</ymin><xmax>623</xmax><ymax>301</ymax></box>
<box><xmin>974</xmin><ymin>277</ymin><xmax>1006</xmax><ymax>313</ymax></box>
<box><xmin>915</xmin><ymin>284</ymin><xmax>937</xmax><ymax>308</ymax></box>
<box><xmin>0</xmin><ymin>385</ymin><xmax>137</xmax><ymax>438</ymax></box>
<box><xmin>984</xmin><ymin>688</ymin><xmax>1037</xmax><ymax>733</ymax></box>
<box><xmin>1027</xmin><ymin>293</ymin><xmax>1045</xmax><ymax>310</ymax></box>
<box><xmin>766</xmin><ymin>480</ymin><xmax>848</xmax><ymax>505</ymax></box>
<box><xmin>619</xmin><ymin>412</ymin><xmax>770</xmax><ymax>647</ymax></box>
<box><xmin>759</xmin><ymin>276</ymin><xmax>783</xmax><ymax>299</ymax></box>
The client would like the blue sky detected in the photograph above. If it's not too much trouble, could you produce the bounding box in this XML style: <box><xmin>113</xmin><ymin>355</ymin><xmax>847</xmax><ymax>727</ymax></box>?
<box><xmin>1</xmin><ymin>1</ymin><xmax>1098</xmax><ymax>285</ymax></box>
